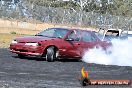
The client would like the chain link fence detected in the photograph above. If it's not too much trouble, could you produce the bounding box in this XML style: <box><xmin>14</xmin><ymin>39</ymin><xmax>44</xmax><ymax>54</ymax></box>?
<box><xmin>0</xmin><ymin>1</ymin><xmax>131</xmax><ymax>30</ymax></box>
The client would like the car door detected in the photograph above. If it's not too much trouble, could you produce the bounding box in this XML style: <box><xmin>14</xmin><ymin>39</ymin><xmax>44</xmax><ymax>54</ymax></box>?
<box><xmin>61</xmin><ymin>30</ymin><xmax>83</xmax><ymax>57</ymax></box>
<box><xmin>81</xmin><ymin>31</ymin><xmax>98</xmax><ymax>54</ymax></box>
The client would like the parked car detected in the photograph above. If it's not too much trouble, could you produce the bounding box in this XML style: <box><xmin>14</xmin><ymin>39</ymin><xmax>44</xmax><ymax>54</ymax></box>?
<box><xmin>10</xmin><ymin>28</ymin><xmax>110</xmax><ymax>62</ymax></box>
<box><xmin>96</xmin><ymin>28</ymin><xmax>128</xmax><ymax>41</ymax></box>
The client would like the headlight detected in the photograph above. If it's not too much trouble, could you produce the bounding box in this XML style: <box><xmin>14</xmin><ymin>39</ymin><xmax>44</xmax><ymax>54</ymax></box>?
<box><xmin>11</xmin><ymin>40</ymin><xmax>17</xmax><ymax>44</ymax></box>
<box><xmin>25</xmin><ymin>43</ymin><xmax>38</xmax><ymax>46</ymax></box>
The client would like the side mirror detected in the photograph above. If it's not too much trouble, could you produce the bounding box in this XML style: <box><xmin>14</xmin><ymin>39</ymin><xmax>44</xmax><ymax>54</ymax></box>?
<box><xmin>65</xmin><ymin>38</ymin><xmax>74</xmax><ymax>41</ymax></box>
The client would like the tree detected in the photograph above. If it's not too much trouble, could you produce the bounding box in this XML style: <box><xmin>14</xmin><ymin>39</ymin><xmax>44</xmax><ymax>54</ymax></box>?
<box><xmin>24</xmin><ymin>0</ymin><xmax>131</xmax><ymax>17</ymax></box>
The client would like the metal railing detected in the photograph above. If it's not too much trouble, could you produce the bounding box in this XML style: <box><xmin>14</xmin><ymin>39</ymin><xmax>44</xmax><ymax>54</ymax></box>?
<box><xmin>0</xmin><ymin>1</ymin><xmax>131</xmax><ymax>30</ymax></box>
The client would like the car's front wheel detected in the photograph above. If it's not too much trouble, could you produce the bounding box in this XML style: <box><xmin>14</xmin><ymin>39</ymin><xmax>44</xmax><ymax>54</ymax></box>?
<box><xmin>46</xmin><ymin>47</ymin><xmax>58</xmax><ymax>62</ymax></box>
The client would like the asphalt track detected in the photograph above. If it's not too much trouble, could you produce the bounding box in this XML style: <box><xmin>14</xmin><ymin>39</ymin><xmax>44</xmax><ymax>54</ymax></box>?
<box><xmin>0</xmin><ymin>48</ymin><xmax>132</xmax><ymax>88</ymax></box>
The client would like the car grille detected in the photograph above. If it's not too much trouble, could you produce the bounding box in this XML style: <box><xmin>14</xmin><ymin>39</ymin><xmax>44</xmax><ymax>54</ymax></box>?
<box><xmin>14</xmin><ymin>49</ymin><xmax>28</xmax><ymax>52</ymax></box>
<box><xmin>18</xmin><ymin>42</ymin><xmax>26</xmax><ymax>43</ymax></box>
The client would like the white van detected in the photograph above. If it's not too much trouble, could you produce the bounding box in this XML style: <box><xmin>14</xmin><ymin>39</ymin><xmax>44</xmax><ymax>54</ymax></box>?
<box><xmin>97</xmin><ymin>28</ymin><xmax>128</xmax><ymax>41</ymax></box>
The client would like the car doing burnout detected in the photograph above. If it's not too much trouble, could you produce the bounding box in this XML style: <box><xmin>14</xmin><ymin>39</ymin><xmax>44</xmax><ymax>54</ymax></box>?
<box><xmin>10</xmin><ymin>28</ymin><xmax>110</xmax><ymax>62</ymax></box>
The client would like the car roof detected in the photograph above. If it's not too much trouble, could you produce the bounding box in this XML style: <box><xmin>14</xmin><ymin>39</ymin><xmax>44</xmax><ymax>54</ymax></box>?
<box><xmin>50</xmin><ymin>27</ymin><xmax>70</xmax><ymax>31</ymax></box>
<box><xmin>49</xmin><ymin>27</ymin><xmax>94</xmax><ymax>33</ymax></box>
<box><xmin>69</xmin><ymin>28</ymin><xmax>94</xmax><ymax>32</ymax></box>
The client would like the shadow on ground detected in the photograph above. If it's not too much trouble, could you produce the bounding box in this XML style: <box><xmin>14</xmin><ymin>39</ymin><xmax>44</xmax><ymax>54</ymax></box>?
<box><xmin>12</xmin><ymin>55</ymin><xmax>80</xmax><ymax>62</ymax></box>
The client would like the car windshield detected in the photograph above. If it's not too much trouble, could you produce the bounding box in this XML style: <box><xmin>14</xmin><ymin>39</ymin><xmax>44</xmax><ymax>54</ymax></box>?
<box><xmin>36</xmin><ymin>28</ymin><xmax>70</xmax><ymax>38</ymax></box>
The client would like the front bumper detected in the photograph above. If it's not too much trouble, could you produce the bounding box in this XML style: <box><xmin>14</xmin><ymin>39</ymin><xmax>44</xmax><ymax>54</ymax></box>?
<box><xmin>10</xmin><ymin>44</ymin><xmax>44</xmax><ymax>56</ymax></box>
<box><xmin>10</xmin><ymin>49</ymin><xmax>42</xmax><ymax>56</ymax></box>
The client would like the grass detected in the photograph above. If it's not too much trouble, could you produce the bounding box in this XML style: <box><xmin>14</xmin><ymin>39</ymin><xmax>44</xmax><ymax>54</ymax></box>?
<box><xmin>0</xmin><ymin>33</ymin><xmax>28</xmax><ymax>48</ymax></box>
<box><xmin>10</xmin><ymin>31</ymin><xmax>17</xmax><ymax>34</ymax></box>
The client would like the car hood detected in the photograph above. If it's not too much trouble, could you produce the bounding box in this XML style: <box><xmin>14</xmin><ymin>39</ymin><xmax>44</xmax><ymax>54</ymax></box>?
<box><xmin>15</xmin><ymin>36</ymin><xmax>56</xmax><ymax>43</ymax></box>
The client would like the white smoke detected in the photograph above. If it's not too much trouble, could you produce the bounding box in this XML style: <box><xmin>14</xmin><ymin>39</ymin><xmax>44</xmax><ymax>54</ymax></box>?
<box><xmin>82</xmin><ymin>39</ymin><xmax>132</xmax><ymax>66</ymax></box>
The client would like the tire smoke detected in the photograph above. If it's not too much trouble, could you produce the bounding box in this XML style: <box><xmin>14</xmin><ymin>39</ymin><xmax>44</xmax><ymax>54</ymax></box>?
<box><xmin>82</xmin><ymin>39</ymin><xmax>132</xmax><ymax>66</ymax></box>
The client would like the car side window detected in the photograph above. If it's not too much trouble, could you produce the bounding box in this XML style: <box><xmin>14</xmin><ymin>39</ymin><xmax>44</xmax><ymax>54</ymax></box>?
<box><xmin>82</xmin><ymin>32</ymin><xmax>92</xmax><ymax>42</ymax></box>
<box><xmin>67</xmin><ymin>30</ymin><xmax>81</xmax><ymax>41</ymax></box>
<box><xmin>91</xmin><ymin>34</ymin><xmax>98</xmax><ymax>42</ymax></box>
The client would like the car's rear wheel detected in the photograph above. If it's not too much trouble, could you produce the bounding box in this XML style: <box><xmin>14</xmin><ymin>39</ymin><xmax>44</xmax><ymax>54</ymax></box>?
<box><xmin>46</xmin><ymin>47</ymin><xmax>58</xmax><ymax>62</ymax></box>
<box><xmin>18</xmin><ymin>54</ymin><xmax>25</xmax><ymax>58</ymax></box>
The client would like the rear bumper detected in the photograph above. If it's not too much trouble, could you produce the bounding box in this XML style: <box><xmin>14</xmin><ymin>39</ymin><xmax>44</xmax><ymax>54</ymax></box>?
<box><xmin>10</xmin><ymin>49</ymin><xmax>42</xmax><ymax>56</ymax></box>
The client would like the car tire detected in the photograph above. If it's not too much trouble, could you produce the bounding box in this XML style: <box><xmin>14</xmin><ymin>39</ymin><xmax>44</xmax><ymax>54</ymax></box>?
<box><xmin>46</xmin><ymin>47</ymin><xmax>56</xmax><ymax>62</ymax></box>
<box><xmin>18</xmin><ymin>54</ymin><xmax>25</xmax><ymax>58</ymax></box>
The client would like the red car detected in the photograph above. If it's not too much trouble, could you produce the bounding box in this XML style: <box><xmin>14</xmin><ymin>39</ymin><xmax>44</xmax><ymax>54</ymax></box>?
<box><xmin>10</xmin><ymin>28</ymin><xmax>109</xmax><ymax>62</ymax></box>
